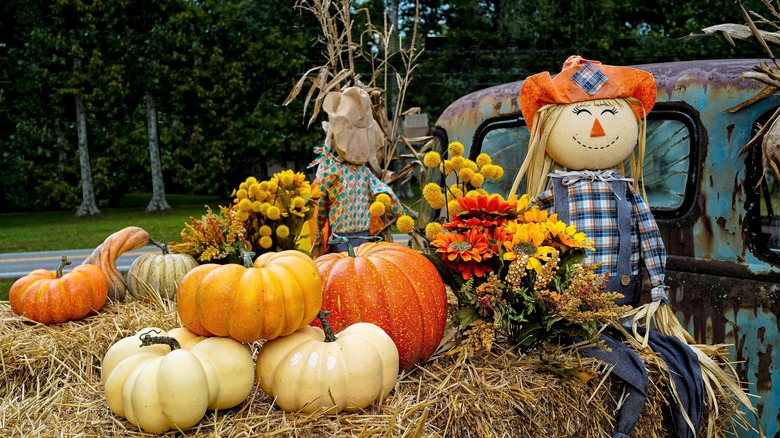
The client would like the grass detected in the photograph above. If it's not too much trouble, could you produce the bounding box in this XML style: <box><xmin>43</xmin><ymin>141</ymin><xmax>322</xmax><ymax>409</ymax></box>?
<box><xmin>0</xmin><ymin>187</ymin><xmax>422</xmax><ymax>300</ymax></box>
<box><xmin>0</xmin><ymin>194</ymin><xmax>229</xmax><ymax>300</ymax></box>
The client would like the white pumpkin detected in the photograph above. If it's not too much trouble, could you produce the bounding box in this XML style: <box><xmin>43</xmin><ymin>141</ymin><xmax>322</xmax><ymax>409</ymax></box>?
<box><xmin>102</xmin><ymin>327</ymin><xmax>254</xmax><ymax>433</ymax></box>
<box><xmin>256</xmin><ymin>311</ymin><xmax>399</xmax><ymax>414</ymax></box>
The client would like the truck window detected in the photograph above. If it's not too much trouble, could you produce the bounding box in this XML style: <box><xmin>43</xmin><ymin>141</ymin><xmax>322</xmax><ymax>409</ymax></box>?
<box><xmin>629</xmin><ymin>110</ymin><xmax>696</xmax><ymax>216</ymax></box>
<box><xmin>746</xmin><ymin>108</ymin><xmax>780</xmax><ymax>259</ymax></box>
<box><xmin>474</xmin><ymin>117</ymin><xmax>530</xmax><ymax>196</ymax></box>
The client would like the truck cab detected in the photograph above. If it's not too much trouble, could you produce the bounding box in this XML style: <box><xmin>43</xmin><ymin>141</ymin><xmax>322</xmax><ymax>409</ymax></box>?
<box><xmin>418</xmin><ymin>59</ymin><xmax>780</xmax><ymax>437</ymax></box>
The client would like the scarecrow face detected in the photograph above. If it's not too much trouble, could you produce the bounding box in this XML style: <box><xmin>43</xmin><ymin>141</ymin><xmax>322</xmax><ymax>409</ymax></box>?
<box><xmin>545</xmin><ymin>99</ymin><xmax>638</xmax><ymax>170</ymax></box>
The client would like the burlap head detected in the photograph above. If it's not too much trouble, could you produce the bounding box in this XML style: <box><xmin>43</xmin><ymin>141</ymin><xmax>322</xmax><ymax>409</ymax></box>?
<box><xmin>323</xmin><ymin>87</ymin><xmax>384</xmax><ymax>165</ymax></box>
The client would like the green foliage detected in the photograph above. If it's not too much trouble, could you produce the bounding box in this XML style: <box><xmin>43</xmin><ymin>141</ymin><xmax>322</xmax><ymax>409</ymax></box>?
<box><xmin>0</xmin><ymin>0</ymin><xmax>768</xmax><ymax>213</ymax></box>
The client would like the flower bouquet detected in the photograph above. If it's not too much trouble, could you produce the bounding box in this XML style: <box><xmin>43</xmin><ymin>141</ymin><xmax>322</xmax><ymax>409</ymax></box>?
<box><xmin>397</xmin><ymin>143</ymin><xmax>631</xmax><ymax>356</ymax></box>
<box><xmin>170</xmin><ymin>170</ymin><xmax>321</xmax><ymax>263</ymax></box>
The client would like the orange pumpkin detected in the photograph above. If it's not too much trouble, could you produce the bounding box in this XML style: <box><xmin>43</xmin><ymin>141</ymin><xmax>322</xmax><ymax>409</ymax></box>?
<box><xmin>9</xmin><ymin>256</ymin><xmax>109</xmax><ymax>324</ymax></box>
<box><xmin>177</xmin><ymin>250</ymin><xmax>322</xmax><ymax>343</ymax></box>
<box><xmin>314</xmin><ymin>240</ymin><xmax>448</xmax><ymax>371</ymax></box>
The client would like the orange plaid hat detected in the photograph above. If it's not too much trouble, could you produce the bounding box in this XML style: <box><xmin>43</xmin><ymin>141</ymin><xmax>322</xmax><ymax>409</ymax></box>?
<box><xmin>520</xmin><ymin>56</ymin><xmax>656</xmax><ymax>123</ymax></box>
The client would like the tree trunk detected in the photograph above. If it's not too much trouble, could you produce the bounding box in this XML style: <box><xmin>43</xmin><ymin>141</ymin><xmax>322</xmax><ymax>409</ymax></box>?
<box><xmin>74</xmin><ymin>93</ymin><xmax>101</xmax><ymax>217</ymax></box>
<box><xmin>387</xmin><ymin>0</ymin><xmax>414</xmax><ymax>198</ymax></box>
<box><xmin>144</xmin><ymin>93</ymin><xmax>171</xmax><ymax>213</ymax></box>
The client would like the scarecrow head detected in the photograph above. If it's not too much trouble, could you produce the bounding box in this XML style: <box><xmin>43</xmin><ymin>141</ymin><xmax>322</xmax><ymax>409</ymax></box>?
<box><xmin>322</xmin><ymin>86</ymin><xmax>385</xmax><ymax>167</ymax></box>
<box><xmin>515</xmin><ymin>56</ymin><xmax>657</xmax><ymax>195</ymax></box>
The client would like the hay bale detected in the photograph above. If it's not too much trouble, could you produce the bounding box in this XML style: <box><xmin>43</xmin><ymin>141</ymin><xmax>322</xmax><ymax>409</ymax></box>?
<box><xmin>0</xmin><ymin>298</ymin><xmax>741</xmax><ymax>437</ymax></box>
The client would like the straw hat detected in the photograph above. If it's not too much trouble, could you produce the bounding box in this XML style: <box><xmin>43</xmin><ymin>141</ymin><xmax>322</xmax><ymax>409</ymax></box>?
<box><xmin>323</xmin><ymin>86</ymin><xmax>385</xmax><ymax>165</ymax></box>
<box><xmin>520</xmin><ymin>56</ymin><xmax>656</xmax><ymax>124</ymax></box>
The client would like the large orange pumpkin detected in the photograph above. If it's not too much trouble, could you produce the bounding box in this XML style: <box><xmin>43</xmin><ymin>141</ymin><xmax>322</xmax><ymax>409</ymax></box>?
<box><xmin>314</xmin><ymin>240</ymin><xmax>448</xmax><ymax>371</ymax></box>
<box><xmin>176</xmin><ymin>250</ymin><xmax>322</xmax><ymax>343</ymax></box>
<box><xmin>9</xmin><ymin>256</ymin><xmax>109</xmax><ymax>324</ymax></box>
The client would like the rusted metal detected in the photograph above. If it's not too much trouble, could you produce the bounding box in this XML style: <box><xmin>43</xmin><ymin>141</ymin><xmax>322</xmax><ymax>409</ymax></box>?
<box><xmin>429</xmin><ymin>59</ymin><xmax>780</xmax><ymax>437</ymax></box>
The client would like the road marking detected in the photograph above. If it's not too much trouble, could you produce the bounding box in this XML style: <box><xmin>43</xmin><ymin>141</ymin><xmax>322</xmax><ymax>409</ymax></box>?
<box><xmin>0</xmin><ymin>251</ymin><xmax>159</xmax><ymax>264</ymax></box>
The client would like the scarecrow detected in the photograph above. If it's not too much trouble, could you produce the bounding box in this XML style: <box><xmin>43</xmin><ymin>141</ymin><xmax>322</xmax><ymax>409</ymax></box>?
<box><xmin>309</xmin><ymin>86</ymin><xmax>404</xmax><ymax>253</ymax></box>
<box><xmin>510</xmin><ymin>56</ymin><xmax>704</xmax><ymax>438</ymax></box>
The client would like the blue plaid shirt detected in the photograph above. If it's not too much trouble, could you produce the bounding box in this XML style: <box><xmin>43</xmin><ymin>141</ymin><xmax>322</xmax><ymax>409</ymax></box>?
<box><xmin>533</xmin><ymin>179</ymin><xmax>666</xmax><ymax>294</ymax></box>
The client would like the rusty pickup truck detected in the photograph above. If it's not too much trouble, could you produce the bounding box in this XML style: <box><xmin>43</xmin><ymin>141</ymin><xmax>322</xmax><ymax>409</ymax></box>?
<box><xmin>418</xmin><ymin>59</ymin><xmax>780</xmax><ymax>437</ymax></box>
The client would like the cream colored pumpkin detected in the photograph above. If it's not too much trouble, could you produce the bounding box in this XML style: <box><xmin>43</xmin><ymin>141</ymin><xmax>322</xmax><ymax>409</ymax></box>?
<box><xmin>102</xmin><ymin>327</ymin><xmax>254</xmax><ymax>434</ymax></box>
<box><xmin>256</xmin><ymin>312</ymin><xmax>399</xmax><ymax>414</ymax></box>
<box><xmin>127</xmin><ymin>240</ymin><xmax>198</xmax><ymax>300</ymax></box>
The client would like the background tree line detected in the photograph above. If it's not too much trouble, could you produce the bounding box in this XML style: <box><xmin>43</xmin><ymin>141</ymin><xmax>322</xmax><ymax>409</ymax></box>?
<box><xmin>0</xmin><ymin>0</ymin><xmax>763</xmax><ymax>213</ymax></box>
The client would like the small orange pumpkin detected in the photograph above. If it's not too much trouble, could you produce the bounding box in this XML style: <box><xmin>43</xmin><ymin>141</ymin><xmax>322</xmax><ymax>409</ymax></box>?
<box><xmin>9</xmin><ymin>256</ymin><xmax>109</xmax><ymax>324</ymax></box>
<box><xmin>177</xmin><ymin>250</ymin><xmax>322</xmax><ymax>343</ymax></box>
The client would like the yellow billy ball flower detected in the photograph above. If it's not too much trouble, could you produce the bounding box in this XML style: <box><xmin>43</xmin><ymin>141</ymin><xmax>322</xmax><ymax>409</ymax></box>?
<box><xmin>448</xmin><ymin>141</ymin><xmax>465</xmax><ymax>157</ymax></box>
<box><xmin>276</xmin><ymin>225</ymin><xmax>290</xmax><ymax>239</ymax></box>
<box><xmin>423</xmin><ymin>151</ymin><xmax>442</xmax><ymax>168</ymax></box>
<box><xmin>425</xmin><ymin>222</ymin><xmax>443</xmax><ymax>239</ymax></box>
<box><xmin>450</xmin><ymin>156</ymin><xmax>465</xmax><ymax>171</ymax></box>
<box><xmin>267</xmin><ymin>206</ymin><xmax>281</xmax><ymax>220</ymax></box>
<box><xmin>245</xmin><ymin>176</ymin><xmax>258</xmax><ymax>186</ymax></box>
<box><xmin>458</xmin><ymin>167</ymin><xmax>475</xmax><ymax>183</ymax></box>
<box><xmin>292</xmin><ymin>196</ymin><xmax>305</xmax><ymax>208</ymax></box>
<box><xmin>259</xmin><ymin>225</ymin><xmax>273</xmax><ymax>237</ymax></box>
<box><xmin>259</xmin><ymin>181</ymin><xmax>270</xmax><ymax>191</ymax></box>
<box><xmin>369</xmin><ymin>201</ymin><xmax>386</xmax><ymax>217</ymax></box>
<box><xmin>493</xmin><ymin>165</ymin><xmax>505</xmax><ymax>180</ymax></box>
<box><xmin>239</xmin><ymin>182</ymin><xmax>248</xmax><ymax>191</ymax></box>
<box><xmin>236</xmin><ymin>211</ymin><xmax>250</xmax><ymax>222</ymax></box>
<box><xmin>396</xmin><ymin>215</ymin><xmax>415</xmax><ymax>233</ymax></box>
<box><xmin>464</xmin><ymin>159</ymin><xmax>478</xmax><ymax>171</ymax></box>
<box><xmin>236</xmin><ymin>188</ymin><xmax>249</xmax><ymax>200</ymax></box>
<box><xmin>470</xmin><ymin>173</ymin><xmax>485</xmax><ymax>188</ymax></box>
<box><xmin>249</xmin><ymin>183</ymin><xmax>262</xmax><ymax>198</ymax></box>
<box><xmin>476</xmin><ymin>188</ymin><xmax>489</xmax><ymax>196</ymax></box>
<box><xmin>440</xmin><ymin>159</ymin><xmax>454</xmax><ymax>175</ymax></box>
<box><xmin>429</xmin><ymin>193</ymin><xmax>446</xmax><ymax>210</ymax></box>
<box><xmin>259</xmin><ymin>236</ymin><xmax>273</xmax><ymax>249</ymax></box>
<box><xmin>251</xmin><ymin>201</ymin><xmax>263</xmax><ymax>212</ymax></box>
<box><xmin>268</xmin><ymin>181</ymin><xmax>279</xmax><ymax>193</ymax></box>
<box><xmin>238</xmin><ymin>198</ymin><xmax>252</xmax><ymax>212</ymax></box>
<box><xmin>259</xmin><ymin>202</ymin><xmax>271</xmax><ymax>216</ymax></box>
<box><xmin>422</xmin><ymin>182</ymin><xmax>442</xmax><ymax>201</ymax></box>
<box><xmin>375</xmin><ymin>193</ymin><xmax>392</xmax><ymax>207</ymax></box>
<box><xmin>448</xmin><ymin>199</ymin><xmax>464</xmax><ymax>216</ymax></box>
<box><xmin>465</xmin><ymin>190</ymin><xmax>480</xmax><ymax>200</ymax></box>
<box><xmin>480</xmin><ymin>164</ymin><xmax>496</xmax><ymax>179</ymax></box>
<box><xmin>476</xmin><ymin>153</ymin><xmax>492</xmax><ymax>167</ymax></box>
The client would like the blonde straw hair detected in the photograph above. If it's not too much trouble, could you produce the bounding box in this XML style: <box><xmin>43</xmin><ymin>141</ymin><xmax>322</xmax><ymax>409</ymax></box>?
<box><xmin>509</xmin><ymin>97</ymin><xmax>649</xmax><ymax>201</ymax></box>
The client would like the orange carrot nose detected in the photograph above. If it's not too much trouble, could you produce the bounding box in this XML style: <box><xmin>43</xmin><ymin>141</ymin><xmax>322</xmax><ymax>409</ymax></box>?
<box><xmin>591</xmin><ymin>118</ymin><xmax>606</xmax><ymax>137</ymax></box>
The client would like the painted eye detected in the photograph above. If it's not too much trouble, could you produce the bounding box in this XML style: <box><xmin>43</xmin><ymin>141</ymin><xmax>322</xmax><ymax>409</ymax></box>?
<box><xmin>572</xmin><ymin>107</ymin><xmax>592</xmax><ymax>115</ymax></box>
<box><xmin>601</xmin><ymin>107</ymin><xmax>618</xmax><ymax>115</ymax></box>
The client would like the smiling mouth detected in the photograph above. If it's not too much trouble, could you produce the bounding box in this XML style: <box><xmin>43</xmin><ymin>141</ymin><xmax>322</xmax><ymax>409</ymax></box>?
<box><xmin>572</xmin><ymin>135</ymin><xmax>620</xmax><ymax>150</ymax></box>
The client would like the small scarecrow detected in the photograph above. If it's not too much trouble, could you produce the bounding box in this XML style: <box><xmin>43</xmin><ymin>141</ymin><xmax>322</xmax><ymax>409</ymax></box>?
<box><xmin>309</xmin><ymin>86</ymin><xmax>404</xmax><ymax>253</ymax></box>
<box><xmin>510</xmin><ymin>56</ymin><xmax>704</xmax><ymax>438</ymax></box>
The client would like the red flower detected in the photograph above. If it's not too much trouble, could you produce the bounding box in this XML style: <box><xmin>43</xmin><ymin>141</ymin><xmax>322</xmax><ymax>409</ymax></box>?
<box><xmin>445</xmin><ymin>194</ymin><xmax>518</xmax><ymax>232</ymax></box>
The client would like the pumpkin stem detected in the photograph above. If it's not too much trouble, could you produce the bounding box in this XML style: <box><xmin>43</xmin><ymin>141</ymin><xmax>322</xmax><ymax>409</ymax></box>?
<box><xmin>138</xmin><ymin>329</ymin><xmax>181</xmax><ymax>351</ymax></box>
<box><xmin>240</xmin><ymin>250</ymin><xmax>256</xmax><ymax>267</ymax></box>
<box><xmin>317</xmin><ymin>310</ymin><xmax>338</xmax><ymax>343</ymax></box>
<box><xmin>149</xmin><ymin>238</ymin><xmax>169</xmax><ymax>254</ymax></box>
<box><xmin>327</xmin><ymin>233</ymin><xmax>382</xmax><ymax>257</ymax></box>
<box><xmin>56</xmin><ymin>256</ymin><xmax>72</xmax><ymax>278</ymax></box>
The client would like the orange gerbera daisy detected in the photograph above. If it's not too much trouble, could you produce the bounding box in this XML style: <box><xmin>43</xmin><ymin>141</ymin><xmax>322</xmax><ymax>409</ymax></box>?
<box><xmin>430</xmin><ymin>228</ymin><xmax>494</xmax><ymax>280</ymax></box>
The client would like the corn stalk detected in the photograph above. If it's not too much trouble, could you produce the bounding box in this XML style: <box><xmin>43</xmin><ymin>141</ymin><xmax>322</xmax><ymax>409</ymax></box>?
<box><xmin>285</xmin><ymin>0</ymin><xmax>432</xmax><ymax>190</ymax></box>
<box><xmin>684</xmin><ymin>0</ymin><xmax>780</xmax><ymax>183</ymax></box>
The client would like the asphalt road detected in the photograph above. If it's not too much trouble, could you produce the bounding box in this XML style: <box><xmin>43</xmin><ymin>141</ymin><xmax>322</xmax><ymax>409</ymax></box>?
<box><xmin>0</xmin><ymin>246</ymin><xmax>161</xmax><ymax>281</ymax></box>
<box><xmin>0</xmin><ymin>234</ymin><xmax>411</xmax><ymax>281</ymax></box>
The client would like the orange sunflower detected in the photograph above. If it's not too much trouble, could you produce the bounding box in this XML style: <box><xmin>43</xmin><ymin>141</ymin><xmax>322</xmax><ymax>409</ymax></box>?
<box><xmin>502</xmin><ymin>222</ymin><xmax>556</xmax><ymax>273</ymax></box>
<box><xmin>445</xmin><ymin>194</ymin><xmax>518</xmax><ymax>232</ymax></box>
<box><xmin>430</xmin><ymin>228</ymin><xmax>495</xmax><ymax>280</ymax></box>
